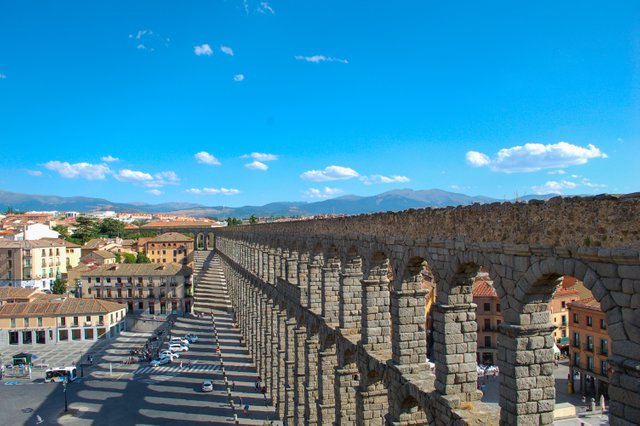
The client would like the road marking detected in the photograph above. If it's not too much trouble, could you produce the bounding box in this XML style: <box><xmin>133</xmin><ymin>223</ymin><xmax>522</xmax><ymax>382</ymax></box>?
<box><xmin>134</xmin><ymin>364</ymin><xmax>219</xmax><ymax>375</ymax></box>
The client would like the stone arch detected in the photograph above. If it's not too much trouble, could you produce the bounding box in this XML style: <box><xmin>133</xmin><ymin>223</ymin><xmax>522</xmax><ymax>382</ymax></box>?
<box><xmin>336</xmin><ymin>344</ymin><xmax>359</xmax><ymax>424</ymax></box>
<box><xmin>397</xmin><ymin>394</ymin><xmax>427</xmax><ymax>424</ymax></box>
<box><xmin>206</xmin><ymin>232</ymin><xmax>215</xmax><ymax>250</ymax></box>
<box><xmin>196</xmin><ymin>232</ymin><xmax>205</xmax><ymax>250</ymax></box>
<box><xmin>339</xmin><ymin>245</ymin><xmax>363</xmax><ymax>334</ymax></box>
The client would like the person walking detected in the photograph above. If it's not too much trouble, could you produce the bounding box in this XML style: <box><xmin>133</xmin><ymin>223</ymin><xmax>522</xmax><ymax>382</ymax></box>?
<box><xmin>232</xmin><ymin>380</ymin><xmax>235</xmax><ymax>391</ymax></box>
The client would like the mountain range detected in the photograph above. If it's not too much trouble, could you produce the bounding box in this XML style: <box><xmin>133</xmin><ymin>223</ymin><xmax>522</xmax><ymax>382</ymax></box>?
<box><xmin>0</xmin><ymin>189</ymin><xmax>556</xmax><ymax>219</ymax></box>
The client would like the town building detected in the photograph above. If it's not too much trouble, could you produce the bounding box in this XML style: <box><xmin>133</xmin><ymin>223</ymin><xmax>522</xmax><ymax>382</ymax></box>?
<box><xmin>0</xmin><ymin>288</ymin><xmax>126</xmax><ymax>346</ymax></box>
<box><xmin>144</xmin><ymin>232</ymin><xmax>194</xmax><ymax>265</ymax></box>
<box><xmin>549</xmin><ymin>285</ymin><xmax>579</xmax><ymax>354</ymax></box>
<box><xmin>0</xmin><ymin>239</ymin><xmax>68</xmax><ymax>290</ymax></box>
<box><xmin>568</xmin><ymin>297</ymin><xmax>610</xmax><ymax>399</ymax></box>
<box><xmin>78</xmin><ymin>263</ymin><xmax>193</xmax><ymax>315</ymax></box>
<box><xmin>80</xmin><ymin>250</ymin><xmax>117</xmax><ymax>266</ymax></box>
<box><xmin>1</xmin><ymin>223</ymin><xmax>60</xmax><ymax>241</ymax></box>
<box><xmin>473</xmin><ymin>279</ymin><xmax>502</xmax><ymax>365</ymax></box>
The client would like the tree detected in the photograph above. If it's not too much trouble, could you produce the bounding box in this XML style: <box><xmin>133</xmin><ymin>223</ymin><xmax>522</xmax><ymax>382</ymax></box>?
<box><xmin>226</xmin><ymin>217</ymin><xmax>242</xmax><ymax>226</ymax></box>
<box><xmin>52</xmin><ymin>224</ymin><xmax>70</xmax><ymax>239</ymax></box>
<box><xmin>248</xmin><ymin>215</ymin><xmax>258</xmax><ymax>224</ymax></box>
<box><xmin>122</xmin><ymin>252</ymin><xmax>137</xmax><ymax>263</ymax></box>
<box><xmin>52</xmin><ymin>277</ymin><xmax>67</xmax><ymax>294</ymax></box>
<box><xmin>136</xmin><ymin>251</ymin><xmax>151</xmax><ymax>263</ymax></box>
<box><xmin>73</xmin><ymin>217</ymin><xmax>99</xmax><ymax>244</ymax></box>
<box><xmin>98</xmin><ymin>218</ymin><xmax>125</xmax><ymax>238</ymax></box>
<box><xmin>114</xmin><ymin>252</ymin><xmax>122</xmax><ymax>263</ymax></box>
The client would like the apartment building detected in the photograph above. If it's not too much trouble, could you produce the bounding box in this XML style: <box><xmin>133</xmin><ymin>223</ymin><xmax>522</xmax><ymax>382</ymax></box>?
<box><xmin>144</xmin><ymin>232</ymin><xmax>194</xmax><ymax>266</ymax></box>
<box><xmin>568</xmin><ymin>297</ymin><xmax>610</xmax><ymax>399</ymax></box>
<box><xmin>0</xmin><ymin>288</ymin><xmax>126</xmax><ymax>346</ymax></box>
<box><xmin>0</xmin><ymin>239</ymin><xmax>68</xmax><ymax>290</ymax></box>
<box><xmin>78</xmin><ymin>263</ymin><xmax>193</xmax><ymax>315</ymax></box>
<box><xmin>474</xmin><ymin>279</ymin><xmax>502</xmax><ymax>365</ymax></box>
<box><xmin>549</xmin><ymin>285</ymin><xmax>579</xmax><ymax>354</ymax></box>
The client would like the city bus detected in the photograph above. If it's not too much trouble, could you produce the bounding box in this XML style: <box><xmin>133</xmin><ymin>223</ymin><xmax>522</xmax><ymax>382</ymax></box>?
<box><xmin>44</xmin><ymin>367</ymin><xmax>77</xmax><ymax>383</ymax></box>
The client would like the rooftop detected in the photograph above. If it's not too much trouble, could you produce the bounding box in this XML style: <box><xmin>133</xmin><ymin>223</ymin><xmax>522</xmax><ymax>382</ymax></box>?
<box><xmin>473</xmin><ymin>280</ymin><xmax>498</xmax><ymax>298</ymax></box>
<box><xmin>80</xmin><ymin>263</ymin><xmax>192</xmax><ymax>277</ymax></box>
<box><xmin>567</xmin><ymin>297</ymin><xmax>602</xmax><ymax>312</ymax></box>
<box><xmin>148</xmin><ymin>232</ymin><xmax>194</xmax><ymax>243</ymax></box>
<box><xmin>0</xmin><ymin>297</ymin><xmax>126</xmax><ymax>317</ymax></box>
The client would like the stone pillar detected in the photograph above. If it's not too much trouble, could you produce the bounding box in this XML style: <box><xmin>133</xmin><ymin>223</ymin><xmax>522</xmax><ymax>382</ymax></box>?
<box><xmin>317</xmin><ymin>342</ymin><xmax>338</xmax><ymax>426</ymax></box>
<box><xmin>432</xmin><ymin>302</ymin><xmax>480</xmax><ymax>403</ymax></box>
<box><xmin>497</xmin><ymin>323</ymin><xmax>556</xmax><ymax>426</ymax></box>
<box><xmin>339</xmin><ymin>260</ymin><xmax>362</xmax><ymax>336</ymax></box>
<box><xmin>270</xmin><ymin>306</ymin><xmax>280</xmax><ymax>405</ymax></box>
<box><xmin>608</xmin><ymin>355</ymin><xmax>640</xmax><ymax>426</ymax></box>
<box><xmin>308</xmin><ymin>259</ymin><xmax>322</xmax><ymax>314</ymax></box>
<box><xmin>298</xmin><ymin>255</ymin><xmax>309</xmax><ymax>309</ymax></box>
<box><xmin>294</xmin><ymin>325</ymin><xmax>307</xmax><ymax>424</ymax></box>
<box><xmin>284</xmin><ymin>318</ymin><xmax>296</xmax><ymax>425</ymax></box>
<box><xmin>305</xmin><ymin>331</ymin><xmax>320</xmax><ymax>425</ymax></box>
<box><xmin>356</xmin><ymin>370</ymin><xmax>388</xmax><ymax>426</ymax></box>
<box><xmin>276</xmin><ymin>310</ymin><xmax>287</xmax><ymax>420</ymax></box>
<box><xmin>336</xmin><ymin>357</ymin><xmax>358</xmax><ymax>424</ymax></box>
<box><xmin>390</xmin><ymin>288</ymin><xmax>428</xmax><ymax>368</ymax></box>
<box><xmin>268</xmin><ymin>250</ymin><xmax>276</xmax><ymax>285</ymax></box>
<box><xmin>360</xmin><ymin>278</ymin><xmax>391</xmax><ymax>352</ymax></box>
<box><xmin>322</xmin><ymin>260</ymin><xmax>340</xmax><ymax>325</ymax></box>
<box><xmin>260</xmin><ymin>297</ymin><xmax>271</xmax><ymax>381</ymax></box>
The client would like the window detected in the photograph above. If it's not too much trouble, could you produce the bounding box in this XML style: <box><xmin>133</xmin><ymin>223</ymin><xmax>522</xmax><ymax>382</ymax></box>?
<box><xmin>483</xmin><ymin>302</ymin><xmax>491</xmax><ymax>312</ymax></box>
<box><xmin>600</xmin><ymin>319</ymin><xmax>607</xmax><ymax>330</ymax></box>
<box><xmin>586</xmin><ymin>316</ymin><xmax>593</xmax><ymax>326</ymax></box>
<box><xmin>138</xmin><ymin>301</ymin><xmax>143</xmax><ymax>310</ymax></box>
<box><xmin>24</xmin><ymin>318</ymin><xmax>30</xmax><ymax>327</ymax></box>
<box><xmin>601</xmin><ymin>360</ymin><xmax>609</xmax><ymax>376</ymax></box>
<box><xmin>484</xmin><ymin>319</ymin><xmax>491</xmax><ymax>331</ymax></box>
<box><xmin>561</xmin><ymin>329</ymin><xmax>567</xmax><ymax>337</ymax></box>
<box><xmin>586</xmin><ymin>335</ymin><xmax>593</xmax><ymax>351</ymax></box>
<box><xmin>9</xmin><ymin>331</ymin><xmax>19</xmax><ymax>344</ymax></box>
<box><xmin>561</xmin><ymin>301</ymin><xmax>566</xmax><ymax>308</ymax></box>
<box><xmin>573</xmin><ymin>332</ymin><xmax>580</xmax><ymax>347</ymax></box>
<box><xmin>573</xmin><ymin>352</ymin><xmax>580</xmax><ymax>368</ymax></box>
<box><xmin>106</xmin><ymin>278</ymin><xmax>111</xmax><ymax>283</ymax></box>
<box><xmin>73</xmin><ymin>316</ymin><xmax>79</xmax><ymax>326</ymax></box>
<box><xmin>561</xmin><ymin>315</ymin><xmax>567</xmax><ymax>326</ymax></box>
<box><xmin>587</xmin><ymin>356</ymin><xmax>594</xmax><ymax>372</ymax></box>
<box><xmin>600</xmin><ymin>339</ymin><xmax>608</xmax><ymax>356</ymax></box>
<box><xmin>95</xmin><ymin>289</ymin><xmax>101</xmax><ymax>298</ymax></box>
<box><xmin>98</xmin><ymin>315</ymin><xmax>104</xmax><ymax>324</ymax></box>
<box><xmin>10</xmin><ymin>318</ymin><xmax>16</xmax><ymax>328</ymax></box>
<box><xmin>86</xmin><ymin>315</ymin><xmax>91</xmax><ymax>323</ymax></box>
<box><xmin>96</xmin><ymin>277</ymin><xmax>101</xmax><ymax>283</ymax></box>
<box><xmin>484</xmin><ymin>335</ymin><xmax>491</xmax><ymax>348</ymax></box>
<box><xmin>60</xmin><ymin>317</ymin><xmax>66</xmax><ymax>326</ymax></box>
<box><xmin>37</xmin><ymin>317</ymin><xmax>43</xmax><ymax>327</ymax></box>
<box><xmin>573</xmin><ymin>313</ymin><xmax>579</xmax><ymax>323</ymax></box>
<box><xmin>496</xmin><ymin>303</ymin><xmax>500</xmax><ymax>312</ymax></box>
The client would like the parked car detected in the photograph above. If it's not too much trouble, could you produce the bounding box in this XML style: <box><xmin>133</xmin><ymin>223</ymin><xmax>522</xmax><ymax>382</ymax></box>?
<box><xmin>168</xmin><ymin>343</ymin><xmax>188</xmax><ymax>352</ymax></box>
<box><xmin>150</xmin><ymin>357</ymin><xmax>171</xmax><ymax>367</ymax></box>
<box><xmin>201</xmin><ymin>380</ymin><xmax>213</xmax><ymax>392</ymax></box>
<box><xmin>159</xmin><ymin>350</ymin><xmax>179</xmax><ymax>360</ymax></box>
<box><xmin>169</xmin><ymin>338</ymin><xmax>190</xmax><ymax>346</ymax></box>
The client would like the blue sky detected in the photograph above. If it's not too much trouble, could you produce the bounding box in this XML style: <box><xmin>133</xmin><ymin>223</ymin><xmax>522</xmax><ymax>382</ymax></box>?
<box><xmin>0</xmin><ymin>1</ymin><xmax>638</xmax><ymax>207</ymax></box>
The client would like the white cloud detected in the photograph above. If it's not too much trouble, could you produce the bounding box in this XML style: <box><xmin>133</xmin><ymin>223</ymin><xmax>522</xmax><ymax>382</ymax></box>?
<box><xmin>465</xmin><ymin>151</ymin><xmax>491</xmax><ymax>167</ymax></box>
<box><xmin>581</xmin><ymin>178</ymin><xmax>607</xmax><ymax>189</ymax></box>
<box><xmin>220</xmin><ymin>45</ymin><xmax>234</xmax><ymax>56</ymax></box>
<box><xmin>547</xmin><ymin>169</ymin><xmax>566</xmax><ymax>175</ymax></box>
<box><xmin>532</xmin><ymin>180</ymin><xmax>578</xmax><ymax>194</ymax></box>
<box><xmin>130</xmin><ymin>29</ymin><xmax>170</xmax><ymax>52</ymax></box>
<box><xmin>466</xmin><ymin>142</ymin><xmax>607</xmax><ymax>173</ymax></box>
<box><xmin>361</xmin><ymin>174</ymin><xmax>410</xmax><ymax>184</ymax></box>
<box><xmin>195</xmin><ymin>151</ymin><xmax>221</xmax><ymax>165</ymax></box>
<box><xmin>300</xmin><ymin>165</ymin><xmax>360</xmax><ymax>182</ymax></box>
<box><xmin>242</xmin><ymin>152</ymin><xmax>278</xmax><ymax>161</ymax></box>
<box><xmin>44</xmin><ymin>161</ymin><xmax>111</xmax><ymax>180</ymax></box>
<box><xmin>194</xmin><ymin>44</ymin><xmax>213</xmax><ymax>56</ymax></box>
<box><xmin>186</xmin><ymin>187</ymin><xmax>240</xmax><ymax>195</ymax></box>
<box><xmin>245</xmin><ymin>161</ymin><xmax>268</xmax><ymax>171</ymax></box>
<box><xmin>257</xmin><ymin>1</ymin><xmax>275</xmax><ymax>14</ymax></box>
<box><xmin>145</xmin><ymin>171</ymin><xmax>180</xmax><ymax>188</ymax></box>
<box><xmin>295</xmin><ymin>55</ymin><xmax>348</xmax><ymax>64</ymax></box>
<box><xmin>101</xmin><ymin>155</ymin><xmax>120</xmax><ymax>163</ymax></box>
<box><xmin>114</xmin><ymin>169</ymin><xmax>153</xmax><ymax>182</ymax></box>
<box><xmin>26</xmin><ymin>170</ymin><xmax>42</xmax><ymax>177</ymax></box>
<box><xmin>303</xmin><ymin>187</ymin><xmax>342</xmax><ymax>199</ymax></box>
<box><xmin>233</xmin><ymin>74</ymin><xmax>245</xmax><ymax>82</ymax></box>
<box><xmin>147</xmin><ymin>189</ymin><xmax>163</xmax><ymax>196</ymax></box>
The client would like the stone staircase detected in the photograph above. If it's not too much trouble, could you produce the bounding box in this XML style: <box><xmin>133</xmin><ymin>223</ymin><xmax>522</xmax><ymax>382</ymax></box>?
<box><xmin>192</xmin><ymin>252</ymin><xmax>231</xmax><ymax>314</ymax></box>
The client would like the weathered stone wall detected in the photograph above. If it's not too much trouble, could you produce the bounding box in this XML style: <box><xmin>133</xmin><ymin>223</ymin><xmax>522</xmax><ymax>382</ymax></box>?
<box><xmin>213</xmin><ymin>194</ymin><xmax>640</xmax><ymax>426</ymax></box>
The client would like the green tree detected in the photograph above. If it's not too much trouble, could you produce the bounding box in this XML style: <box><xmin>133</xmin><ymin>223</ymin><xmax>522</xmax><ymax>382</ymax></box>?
<box><xmin>136</xmin><ymin>251</ymin><xmax>151</xmax><ymax>263</ymax></box>
<box><xmin>73</xmin><ymin>217</ymin><xmax>99</xmax><ymax>244</ymax></box>
<box><xmin>226</xmin><ymin>217</ymin><xmax>242</xmax><ymax>226</ymax></box>
<box><xmin>52</xmin><ymin>277</ymin><xmax>67</xmax><ymax>294</ymax></box>
<box><xmin>98</xmin><ymin>218</ymin><xmax>125</xmax><ymax>238</ymax></box>
<box><xmin>52</xmin><ymin>224</ymin><xmax>70</xmax><ymax>239</ymax></box>
<box><xmin>248</xmin><ymin>215</ymin><xmax>258</xmax><ymax>224</ymax></box>
<box><xmin>122</xmin><ymin>252</ymin><xmax>137</xmax><ymax>263</ymax></box>
<box><xmin>114</xmin><ymin>252</ymin><xmax>122</xmax><ymax>263</ymax></box>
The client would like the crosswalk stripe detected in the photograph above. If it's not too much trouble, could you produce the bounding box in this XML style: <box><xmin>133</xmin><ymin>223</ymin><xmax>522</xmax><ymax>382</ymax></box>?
<box><xmin>134</xmin><ymin>364</ymin><xmax>219</xmax><ymax>375</ymax></box>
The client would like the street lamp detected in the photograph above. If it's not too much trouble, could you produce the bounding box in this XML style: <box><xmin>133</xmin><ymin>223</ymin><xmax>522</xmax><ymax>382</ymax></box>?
<box><xmin>63</xmin><ymin>377</ymin><xmax>68</xmax><ymax>412</ymax></box>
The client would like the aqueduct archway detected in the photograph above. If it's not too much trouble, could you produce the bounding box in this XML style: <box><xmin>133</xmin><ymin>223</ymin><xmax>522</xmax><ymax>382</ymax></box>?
<box><xmin>213</xmin><ymin>194</ymin><xmax>640</xmax><ymax>425</ymax></box>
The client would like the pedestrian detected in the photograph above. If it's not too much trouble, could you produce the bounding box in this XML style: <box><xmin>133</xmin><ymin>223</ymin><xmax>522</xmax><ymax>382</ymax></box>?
<box><xmin>244</xmin><ymin>404</ymin><xmax>249</xmax><ymax>416</ymax></box>
<box><xmin>179</xmin><ymin>360</ymin><xmax>183</xmax><ymax>369</ymax></box>
<box><xmin>232</xmin><ymin>380</ymin><xmax>235</xmax><ymax>391</ymax></box>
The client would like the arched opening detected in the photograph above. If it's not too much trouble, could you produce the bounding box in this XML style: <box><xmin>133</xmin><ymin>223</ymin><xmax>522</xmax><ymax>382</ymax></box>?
<box><xmin>206</xmin><ymin>232</ymin><xmax>215</xmax><ymax>250</ymax></box>
<box><xmin>335</xmin><ymin>347</ymin><xmax>358</xmax><ymax>424</ymax></box>
<box><xmin>196</xmin><ymin>233</ymin><xmax>205</xmax><ymax>250</ymax></box>
<box><xmin>398</xmin><ymin>395</ymin><xmax>426</xmax><ymax>423</ymax></box>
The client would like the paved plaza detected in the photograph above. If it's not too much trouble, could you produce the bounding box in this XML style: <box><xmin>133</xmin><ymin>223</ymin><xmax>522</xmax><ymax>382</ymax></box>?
<box><xmin>0</xmin><ymin>255</ymin><xmax>277</xmax><ymax>425</ymax></box>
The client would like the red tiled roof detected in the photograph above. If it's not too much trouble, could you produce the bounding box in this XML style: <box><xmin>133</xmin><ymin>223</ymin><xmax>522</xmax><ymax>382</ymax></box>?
<box><xmin>567</xmin><ymin>297</ymin><xmax>602</xmax><ymax>312</ymax></box>
<box><xmin>473</xmin><ymin>280</ymin><xmax>498</xmax><ymax>298</ymax></box>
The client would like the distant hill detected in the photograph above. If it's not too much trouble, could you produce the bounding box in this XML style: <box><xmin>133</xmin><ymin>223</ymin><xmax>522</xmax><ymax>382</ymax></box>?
<box><xmin>0</xmin><ymin>188</ymin><xmax>556</xmax><ymax>218</ymax></box>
